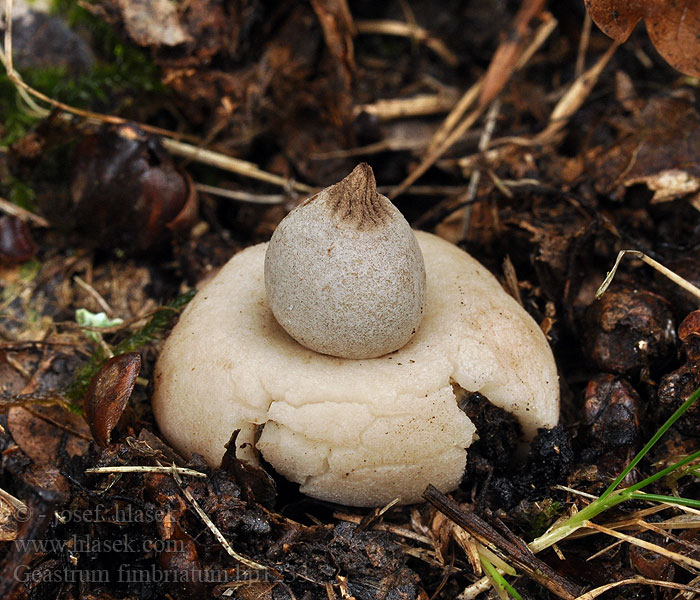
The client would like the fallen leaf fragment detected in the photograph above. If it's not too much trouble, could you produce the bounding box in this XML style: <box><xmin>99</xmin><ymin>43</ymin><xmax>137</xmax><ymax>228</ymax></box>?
<box><xmin>590</xmin><ymin>97</ymin><xmax>700</xmax><ymax>202</ymax></box>
<box><xmin>585</xmin><ymin>0</ymin><xmax>700</xmax><ymax>77</ymax></box>
<box><xmin>584</xmin><ymin>0</ymin><xmax>641</xmax><ymax>41</ymax></box>
<box><xmin>0</xmin><ymin>215</ymin><xmax>37</xmax><ymax>264</ymax></box>
<box><xmin>84</xmin><ymin>352</ymin><xmax>142</xmax><ymax>447</ymax></box>
<box><xmin>7</xmin><ymin>405</ymin><xmax>91</xmax><ymax>465</ymax></box>
<box><xmin>117</xmin><ymin>0</ymin><xmax>193</xmax><ymax>46</ymax></box>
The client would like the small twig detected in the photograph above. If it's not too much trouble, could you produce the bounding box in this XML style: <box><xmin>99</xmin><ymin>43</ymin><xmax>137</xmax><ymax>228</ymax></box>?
<box><xmin>354</xmin><ymin>92</ymin><xmax>459</xmax><ymax>121</ymax></box>
<box><xmin>162</xmin><ymin>139</ymin><xmax>315</xmax><ymax>194</ymax></box>
<box><xmin>194</xmin><ymin>183</ymin><xmax>286</xmax><ymax>205</ymax></box>
<box><xmin>73</xmin><ymin>276</ymin><xmax>114</xmax><ymax>315</ymax></box>
<box><xmin>457</xmin><ymin>576</ymin><xmax>496</xmax><ymax>600</ymax></box>
<box><xmin>169</xmin><ymin>463</ymin><xmax>267</xmax><ymax>571</ymax></box>
<box><xmin>426</xmin><ymin>80</ymin><xmax>483</xmax><ymax>155</ymax></box>
<box><xmin>357</xmin><ymin>497</ymin><xmax>399</xmax><ymax>531</ymax></box>
<box><xmin>639</xmin><ymin>520</ymin><xmax>700</xmax><ymax>549</ymax></box>
<box><xmin>461</xmin><ymin>98</ymin><xmax>501</xmax><ymax>239</ymax></box>
<box><xmin>22</xmin><ymin>406</ymin><xmax>93</xmax><ymax>441</ymax></box>
<box><xmin>0</xmin><ymin>486</ymin><xmax>28</xmax><ymax>516</ymax></box>
<box><xmin>0</xmin><ymin>340</ymin><xmax>80</xmax><ymax>350</ymax></box>
<box><xmin>424</xmin><ymin>485</ymin><xmax>582</xmax><ymax>600</ymax></box>
<box><xmin>575</xmin><ymin>12</ymin><xmax>592</xmax><ymax>78</ymax></box>
<box><xmin>574</xmin><ymin>576</ymin><xmax>700</xmax><ymax>600</ymax></box>
<box><xmin>85</xmin><ymin>465</ymin><xmax>207</xmax><ymax>478</ymax></box>
<box><xmin>0</xmin><ymin>391</ymin><xmax>69</xmax><ymax>411</ymax></box>
<box><xmin>355</xmin><ymin>19</ymin><xmax>458</xmax><ymax>66</ymax></box>
<box><xmin>536</xmin><ymin>40</ymin><xmax>618</xmax><ymax>143</ymax></box>
<box><xmin>596</xmin><ymin>249</ymin><xmax>700</xmax><ymax>303</ymax></box>
<box><xmin>390</xmin><ymin>106</ymin><xmax>484</xmax><ymax>200</ymax></box>
<box><xmin>333</xmin><ymin>512</ymin><xmax>433</xmax><ymax>544</ymax></box>
<box><xmin>0</xmin><ymin>197</ymin><xmax>49</xmax><ymax>227</ymax></box>
<box><xmin>390</xmin><ymin>16</ymin><xmax>556</xmax><ymax>199</ymax></box>
<box><xmin>584</xmin><ymin>521</ymin><xmax>700</xmax><ymax>572</ymax></box>
<box><xmin>378</xmin><ymin>185</ymin><xmax>466</xmax><ymax>196</ymax></box>
<box><xmin>585</xmin><ymin>538</ymin><xmax>625</xmax><ymax>562</ymax></box>
<box><xmin>1</xmin><ymin>0</ymin><xmax>47</xmax><ymax>116</ymax></box>
<box><xmin>553</xmin><ymin>485</ymin><xmax>599</xmax><ymax>501</ymax></box>
<box><xmin>311</xmin><ymin>136</ymin><xmax>426</xmax><ymax>159</ymax></box>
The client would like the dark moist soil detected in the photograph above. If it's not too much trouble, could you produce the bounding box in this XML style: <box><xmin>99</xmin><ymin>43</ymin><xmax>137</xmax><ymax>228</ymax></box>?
<box><xmin>1</xmin><ymin>1</ymin><xmax>700</xmax><ymax>599</ymax></box>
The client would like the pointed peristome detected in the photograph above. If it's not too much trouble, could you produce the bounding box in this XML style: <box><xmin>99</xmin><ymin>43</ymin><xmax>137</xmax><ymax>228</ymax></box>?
<box><xmin>310</xmin><ymin>163</ymin><xmax>391</xmax><ymax>231</ymax></box>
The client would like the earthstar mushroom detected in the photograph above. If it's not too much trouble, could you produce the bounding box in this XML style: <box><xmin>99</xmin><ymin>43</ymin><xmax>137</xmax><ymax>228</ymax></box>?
<box><xmin>153</xmin><ymin>165</ymin><xmax>559</xmax><ymax>507</ymax></box>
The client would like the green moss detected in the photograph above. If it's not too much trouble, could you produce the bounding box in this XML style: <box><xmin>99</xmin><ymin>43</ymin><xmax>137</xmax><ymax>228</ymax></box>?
<box><xmin>51</xmin><ymin>0</ymin><xmax>163</xmax><ymax>94</ymax></box>
<box><xmin>0</xmin><ymin>76</ymin><xmax>40</xmax><ymax>145</ymax></box>
<box><xmin>523</xmin><ymin>500</ymin><xmax>563</xmax><ymax>539</ymax></box>
<box><xmin>0</xmin><ymin>0</ymin><xmax>164</xmax><ymax>146</ymax></box>
<box><xmin>7</xmin><ymin>177</ymin><xmax>37</xmax><ymax>211</ymax></box>
<box><xmin>64</xmin><ymin>289</ymin><xmax>197</xmax><ymax>410</ymax></box>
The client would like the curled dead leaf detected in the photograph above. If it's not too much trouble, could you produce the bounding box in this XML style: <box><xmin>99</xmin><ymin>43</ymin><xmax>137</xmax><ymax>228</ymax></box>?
<box><xmin>84</xmin><ymin>352</ymin><xmax>142</xmax><ymax>447</ymax></box>
<box><xmin>584</xmin><ymin>0</ymin><xmax>700</xmax><ymax>77</ymax></box>
<box><xmin>0</xmin><ymin>215</ymin><xmax>38</xmax><ymax>264</ymax></box>
<box><xmin>71</xmin><ymin>124</ymin><xmax>198</xmax><ymax>252</ymax></box>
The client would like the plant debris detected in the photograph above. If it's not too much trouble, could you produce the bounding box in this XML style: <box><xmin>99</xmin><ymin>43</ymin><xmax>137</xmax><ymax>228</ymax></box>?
<box><xmin>1</xmin><ymin>0</ymin><xmax>700</xmax><ymax>599</ymax></box>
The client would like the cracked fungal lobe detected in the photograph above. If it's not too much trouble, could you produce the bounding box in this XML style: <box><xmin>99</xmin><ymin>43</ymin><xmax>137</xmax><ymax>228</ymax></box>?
<box><xmin>152</xmin><ymin>232</ymin><xmax>559</xmax><ymax>507</ymax></box>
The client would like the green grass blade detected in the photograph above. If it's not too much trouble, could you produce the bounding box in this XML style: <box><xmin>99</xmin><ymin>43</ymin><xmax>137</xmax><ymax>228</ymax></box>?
<box><xmin>600</xmin><ymin>385</ymin><xmax>700</xmax><ymax>500</ymax></box>
<box><xmin>627</xmin><ymin>493</ymin><xmax>700</xmax><ymax>509</ymax></box>
<box><xmin>481</xmin><ymin>556</ymin><xmax>523</xmax><ymax>600</ymax></box>
<box><xmin>623</xmin><ymin>449</ymin><xmax>700</xmax><ymax>494</ymax></box>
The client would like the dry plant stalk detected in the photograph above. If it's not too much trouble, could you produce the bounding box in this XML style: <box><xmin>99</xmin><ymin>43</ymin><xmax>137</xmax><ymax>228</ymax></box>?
<box><xmin>354</xmin><ymin>92</ymin><xmax>460</xmax><ymax>121</ymax></box>
<box><xmin>585</xmin><ymin>520</ymin><xmax>700</xmax><ymax>572</ymax></box>
<box><xmin>168</xmin><ymin>463</ymin><xmax>268</xmax><ymax>571</ymax></box>
<box><xmin>461</xmin><ymin>98</ymin><xmax>501</xmax><ymax>239</ymax></box>
<box><xmin>193</xmin><ymin>183</ymin><xmax>286</xmax><ymax>205</ymax></box>
<box><xmin>596</xmin><ymin>249</ymin><xmax>700</xmax><ymax>303</ymax></box>
<box><xmin>0</xmin><ymin>197</ymin><xmax>49</xmax><ymax>226</ymax></box>
<box><xmin>85</xmin><ymin>465</ymin><xmax>207</xmax><ymax>478</ymax></box>
<box><xmin>161</xmin><ymin>139</ymin><xmax>315</xmax><ymax>194</ymax></box>
<box><xmin>389</xmin><ymin>14</ymin><xmax>557</xmax><ymax>199</ymax></box>
<box><xmin>0</xmin><ymin>0</ymin><xmax>312</xmax><ymax>194</ymax></box>
<box><xmin>574</xmin><ymin>577</ymin><xmax>700</xmax><ymax>600</ymax></box>
<box><xmin>355</xmin><ymin>19</ymin><xmax>458</xmax><ymax>65</ymax></box>
<box><xmin>535</xmin><ymin>40</ymin><xmax>619</xmax><ymax>143</ymax></box>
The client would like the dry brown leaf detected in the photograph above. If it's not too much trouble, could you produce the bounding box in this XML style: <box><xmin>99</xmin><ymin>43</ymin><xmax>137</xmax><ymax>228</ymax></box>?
<box><xmin>589</xmin><ymin>97</ymin><xmax>700</xmax><ymax>202</ymax></box>
<box><xmin>84</xmin><ymin>352</ymin><xmax>142</xmax><ymax>447</ymax></box>
<box><xmin>7</xmin><ymin>405</ymin><xmax>91</xmax><ymax>465</ymax></box>
<box><xmin>644</xmin><ymin>2</ymin><xmax>700</xmax><ymax>78</ymax></box>
<box><xmin>584</xmin><ymin>0</ymin><xmax>700</xmax><ymax>77</ymax></box>
<box><xmin>584</xmin><ymin>0</ymin><xmax>642</xmax><ymax>41</ymax></box>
